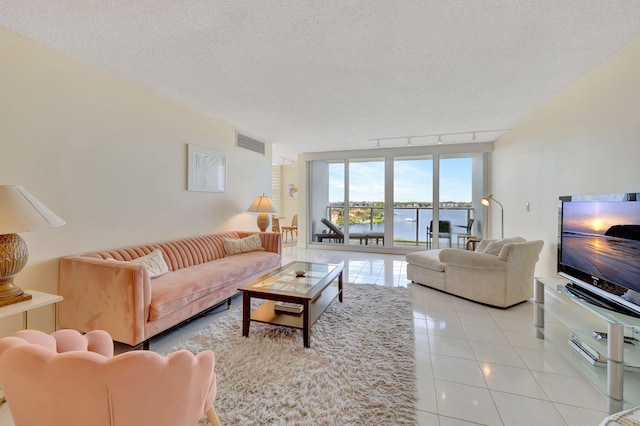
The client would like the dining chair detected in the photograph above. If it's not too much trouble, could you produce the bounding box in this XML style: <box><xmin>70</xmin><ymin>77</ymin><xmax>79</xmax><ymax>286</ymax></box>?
<box><xmin>271</xmin><ymin>215</ymin><xmax>281</xmax><ymax>233</ymax></box>
<box><xmin>282</xmin><ymin>214</ymin><xmax>298</xmax><ymax>242</ymax></box>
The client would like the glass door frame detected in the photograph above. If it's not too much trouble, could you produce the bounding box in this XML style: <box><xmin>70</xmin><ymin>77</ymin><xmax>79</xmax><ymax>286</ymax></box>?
<box><xmin>304</xmin><ymin>143</ymin><xmax>492</xmax><ymax>253</ymax></box>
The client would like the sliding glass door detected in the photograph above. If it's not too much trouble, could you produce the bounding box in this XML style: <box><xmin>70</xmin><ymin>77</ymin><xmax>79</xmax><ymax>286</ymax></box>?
<box><xmin>346</xmin><ymin>158</ymin><xmax>384</xmax><ymax>246</ymax></box>
<box><xmin>437</xmin><ymin>155</ymin><xmax>474</xmax><ymax>248</ymax></box>
<box><xmin>309</xmin><ymin>160</ymin><xmax>345</xmax><ymax>244</ymax></box>
<box><xmin>393</xmin><ymin>155</ymin><xmax>433</xmax><ymax>247</ymax></box>
<box><xmin>307</xmin><ymin>146</ymin><xmax>488</xmax><ymax>251</ymax></box>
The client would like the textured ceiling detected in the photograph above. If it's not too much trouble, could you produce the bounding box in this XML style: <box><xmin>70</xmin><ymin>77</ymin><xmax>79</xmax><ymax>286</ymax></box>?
<box><xmin>2</xmin><ymin>1</ymin><xmax>640</xmax><ymax>161</ymax></box>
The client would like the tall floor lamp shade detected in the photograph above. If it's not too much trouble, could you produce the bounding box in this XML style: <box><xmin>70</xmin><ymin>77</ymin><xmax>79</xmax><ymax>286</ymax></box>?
<box><xmin>480</xmin><ymin>193</ymin><xmax>504</xmax><ymax>238</ymax></box>
<box><xmin>247</xmin><ymin>194</ymin><xmax>276</xmax><ymax>232</ymax></box>
<box><xmin>0</xmin><ymin>185</ymin><xmax>65</xmax><ymax>307</ymax></box>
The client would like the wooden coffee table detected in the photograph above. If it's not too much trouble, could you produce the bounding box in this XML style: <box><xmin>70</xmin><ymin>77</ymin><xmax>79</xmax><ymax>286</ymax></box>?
<box><xmin>238</xmin><ymin>261</ymin><xmax>344</xmax><ymax>347</ymax></box>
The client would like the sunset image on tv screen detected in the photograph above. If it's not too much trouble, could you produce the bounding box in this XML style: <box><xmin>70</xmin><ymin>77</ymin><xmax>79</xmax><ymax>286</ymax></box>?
<box><xmin>561</xmin><ymin>201</ymin><xmax>640</xmax><ymax>290</ymax></box>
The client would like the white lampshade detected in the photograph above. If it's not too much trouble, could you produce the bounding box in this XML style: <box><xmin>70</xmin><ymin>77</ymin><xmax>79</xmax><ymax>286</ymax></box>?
<box><xmin>0</xmin><ymin>185</ymin><xmax>65</xmax><ymax>234</ymax></box>
<box><xmin>0</xmin><ymin>185</ymin><xmax>65</xmax><ymax>307</ymax></box>
<box><xmin>247</xmin><ymin>194</ymin><xmax>276</xmax><ymax>232</ymax></box>
<box><xmin>246</xmin><ymin>194</ymin><xmax>276</xmax><ymax>213</ymax></box>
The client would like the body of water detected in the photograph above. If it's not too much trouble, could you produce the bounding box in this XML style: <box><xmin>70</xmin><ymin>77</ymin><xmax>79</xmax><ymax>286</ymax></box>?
<box><xmin>346</xmin><ymin>209</ymin><xmax>470</xmax><ymax>243</ymax></box>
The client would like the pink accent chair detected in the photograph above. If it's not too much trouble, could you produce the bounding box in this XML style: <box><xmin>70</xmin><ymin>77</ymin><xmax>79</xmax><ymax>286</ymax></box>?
<box><xmin>0</xmin><ymin>329</ymin><xmax>220</xmax><ymax>426</ymax></box>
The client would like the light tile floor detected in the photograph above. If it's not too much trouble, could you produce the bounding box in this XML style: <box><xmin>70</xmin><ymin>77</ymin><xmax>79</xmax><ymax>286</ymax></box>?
<box><xmin>0</xmin><ymin>246</ymin><xmax>614</xmax><ymax>425</ymax></box>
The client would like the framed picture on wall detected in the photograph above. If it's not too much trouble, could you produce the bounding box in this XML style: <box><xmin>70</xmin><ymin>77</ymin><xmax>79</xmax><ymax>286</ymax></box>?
<box><xmin>187</xmin><ymin>144</ymin><xmax>226</xmax><ymax>192</ymax></box>
<box><xmin>287</xmin><ymin>183</ymin><xmax>299</xmax><ymax>199</ymax></box>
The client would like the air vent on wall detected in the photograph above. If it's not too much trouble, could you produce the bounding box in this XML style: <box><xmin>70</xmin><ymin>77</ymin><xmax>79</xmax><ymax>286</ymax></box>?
<box><xmin>236</xmin><ymin>133</ymin><xmax>265</xmax><ymax>155</ymax></box>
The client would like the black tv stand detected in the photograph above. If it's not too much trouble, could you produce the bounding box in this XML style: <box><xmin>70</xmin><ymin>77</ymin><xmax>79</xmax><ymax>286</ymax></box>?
<box><xmin>565</xmin><ymin>282</ymin><xmax>640</xmax><ymax>319</ymax></box>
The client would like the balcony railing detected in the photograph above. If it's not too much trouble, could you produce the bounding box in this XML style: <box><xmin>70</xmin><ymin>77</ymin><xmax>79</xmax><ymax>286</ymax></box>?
<box><xmin>323</xmin><ymin>205</ymin><xmax>474</xmax><ymax>246</ymax></box>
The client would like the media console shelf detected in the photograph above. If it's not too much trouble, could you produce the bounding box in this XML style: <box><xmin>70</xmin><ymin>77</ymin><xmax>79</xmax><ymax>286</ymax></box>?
<box><xmin>535</xmin><ymin>277</ymin><xmax>640</xmax><ymax>414</ymax></box>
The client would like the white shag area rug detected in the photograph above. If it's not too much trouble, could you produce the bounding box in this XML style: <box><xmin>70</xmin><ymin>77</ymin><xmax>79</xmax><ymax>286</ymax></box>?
<box><xmin>172</xmin><ymin>283</ymin><xmax>417</xmax><ymax>426</ymax></box>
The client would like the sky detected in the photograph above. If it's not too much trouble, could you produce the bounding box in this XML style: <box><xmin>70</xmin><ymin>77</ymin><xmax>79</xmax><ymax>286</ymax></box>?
<box><xmin>563</xmin><ymin>201</ymin><xmax>640</xmax><ymax>234</ymax></box>
<box><xmin>329</xmin><ymin>157</ymin><xmax>472</xmax><ymax>202</ymax></box>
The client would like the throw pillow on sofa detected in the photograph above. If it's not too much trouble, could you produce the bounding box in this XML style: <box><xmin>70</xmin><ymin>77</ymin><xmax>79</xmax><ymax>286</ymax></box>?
<box><xmin>223</xmin><ymin>234</ymin><xmax>265</xmax><ymax>256</ymax></box>
<box><xmin>481</xmin><ymin>237</ymin><xmax>525</xmax><ymax>256</ymax></box>
<box><xmin>474</xmin><ymin>239</ymin><xmax>495</xmax><ymax>253</ymax></box>
<box><xmin>108</xmin><ymin>248</ymin><xmax>169</xmax><ymax>278</ymax></box>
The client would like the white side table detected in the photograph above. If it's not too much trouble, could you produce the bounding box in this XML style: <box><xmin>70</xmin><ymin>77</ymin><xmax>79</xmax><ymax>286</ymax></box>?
<box><xmin>0</xmin><ymin>290</ymin><xmax>63</xmax><ymax>406</ymax></box>
<box><xmin>0</xmin><ymin>290</ymin><xmax>63</xmax><ymax>329</ymax></box>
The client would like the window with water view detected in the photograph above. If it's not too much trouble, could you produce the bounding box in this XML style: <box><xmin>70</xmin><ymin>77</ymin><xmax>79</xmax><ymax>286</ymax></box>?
<box><xmin>308</xmin><ymin>150</ymin><xmax>486</xmax><ymax>250</ymax></box>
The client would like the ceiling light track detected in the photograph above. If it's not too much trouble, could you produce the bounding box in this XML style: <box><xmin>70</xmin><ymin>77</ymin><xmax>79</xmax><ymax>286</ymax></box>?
<box><xmin>369</xmin><ymin>128</ymin><xmax>510</xmax><ymax>147</ymax></box>
<box><xmin>280</xmin><ymin>156</ymin><xmax>297</xmax><ymax>166</ymax></box>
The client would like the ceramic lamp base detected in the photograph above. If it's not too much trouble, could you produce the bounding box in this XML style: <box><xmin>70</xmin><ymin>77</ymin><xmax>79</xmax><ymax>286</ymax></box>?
<box><xmin>256</xmin><ymin>213</ymin><xmax>271</xmax><ymax>232</ymax></box>
<box><xmin>0</xmin><ymin>233</ymin><xmax>32</xmax><ymax>307</ymax></box>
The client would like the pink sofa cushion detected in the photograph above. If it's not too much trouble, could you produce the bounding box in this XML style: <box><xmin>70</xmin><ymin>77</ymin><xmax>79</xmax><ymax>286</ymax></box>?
<box><xmin>149</xmin><ymin>250</ymin><xmax>281</xmax><ymax>321</ymax></box>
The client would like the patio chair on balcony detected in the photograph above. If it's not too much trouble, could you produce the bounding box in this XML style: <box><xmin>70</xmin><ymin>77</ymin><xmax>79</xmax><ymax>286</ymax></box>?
<box><xmin>316</xmin><ymin>218</ymin><xmax>345</xmax><ymax>243</ymax></box>
<box><xmin>454</xmin><ymin>218</ymin><xmax>475</xmax><ymax>248</ymax></box>
<box><xmin>427</xmin><ymin>220</ymin><xmax>452</xmax><ymax>248</ymax></box>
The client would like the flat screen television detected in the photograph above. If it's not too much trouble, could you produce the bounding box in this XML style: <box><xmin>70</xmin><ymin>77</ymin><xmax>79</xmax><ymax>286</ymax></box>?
<box><xmin>557</xmin><ymin>192</ymin><xmax>640</xmax><ymax>318</ymax></box>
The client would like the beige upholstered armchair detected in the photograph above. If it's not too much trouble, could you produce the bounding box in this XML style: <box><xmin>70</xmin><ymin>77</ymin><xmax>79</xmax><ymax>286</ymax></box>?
<box><xmin>0</xmin><ymin>329</ymin><xmax>220</xmax><ymax>426</ymax></box>
<box><xmin>406</xmin><ymin>237</ymin><xmax>544</xmax><ymax>308</ymax></box>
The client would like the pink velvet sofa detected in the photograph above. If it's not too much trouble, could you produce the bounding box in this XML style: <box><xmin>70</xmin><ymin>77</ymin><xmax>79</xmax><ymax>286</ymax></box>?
<box><xmin>59</xmin><ymin>231</ymin><xmax>281</xmax><ymax>347</ymax></box>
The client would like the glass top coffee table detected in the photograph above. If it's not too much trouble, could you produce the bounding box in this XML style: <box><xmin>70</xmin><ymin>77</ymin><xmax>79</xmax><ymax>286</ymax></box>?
<box><xmin>238</xmin><ymin>261</ymin><xmax>344</xmax><ymax>348</ymax></box>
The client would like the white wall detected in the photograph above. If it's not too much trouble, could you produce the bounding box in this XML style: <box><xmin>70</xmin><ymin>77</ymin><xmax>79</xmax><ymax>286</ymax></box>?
<box><xmin>0</xmin><ymin>28</ymin><xmax>273</xmax><ymax>332</ymax></box>
<box><xmin>492</xmin><ymin>36</ymin><xmax>640</xmax><ymax>277</ymax></box>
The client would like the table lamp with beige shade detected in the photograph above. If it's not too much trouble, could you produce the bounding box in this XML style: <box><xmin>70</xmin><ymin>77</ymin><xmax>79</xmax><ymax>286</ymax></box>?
<box><xmin>0</xmin><ymin>185</ymin><xmax>65</xmax><ymax>307</ymax></box>
<box><xmin>246</xmin><ymin>194</ymin><xmax>276</xmax><ymax>232</ymax></box>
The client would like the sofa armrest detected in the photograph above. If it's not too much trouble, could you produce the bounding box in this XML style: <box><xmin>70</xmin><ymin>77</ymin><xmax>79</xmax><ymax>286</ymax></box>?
<box><xmin>59</xmin><ymin>256</ymin><xmax>152</xmax><ymax>346</ymax></box>
<box><xmin>439</xmin><ymin>249</ymin><xmax>508</xmax><ymax>270</ymax></box>
<box><xmin>236</xmin><ymin>231</ymin><xmax>282</xmax><ymax>255</ymax></box>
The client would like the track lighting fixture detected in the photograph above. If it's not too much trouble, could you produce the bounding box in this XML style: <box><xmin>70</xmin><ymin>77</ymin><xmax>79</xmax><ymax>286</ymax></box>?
<box><xmin>368</xmin><ymin>128</ymin><xmax>510</xmax><ymax>146</ymax></box>
<box><xmin>280</xmin><ymin>157</ymin><xmax>296</xmax><ymax>166</ymax></box>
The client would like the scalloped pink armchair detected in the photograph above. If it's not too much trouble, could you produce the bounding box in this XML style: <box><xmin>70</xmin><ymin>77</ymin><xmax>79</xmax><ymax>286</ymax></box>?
<box><xmin>0</xmin><ymin>329</ymin><xmax>220</xmax><ymax>426</ymax></box>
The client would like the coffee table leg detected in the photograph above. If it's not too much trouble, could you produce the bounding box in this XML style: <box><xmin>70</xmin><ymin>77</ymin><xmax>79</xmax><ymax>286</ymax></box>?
<box><xmin>242</xmin><ymin>292</ymin><xmax>250</xmax><ymax>337</ymax></box>
<box><xmin>338</xmin><ymin>271</ymin><xmax>343</xmax><ymax>303</ymax></box>
<box><xmin>303</xmin><ymin>300</ymin><xmax>310</xmax><ymax>348</ymax></box>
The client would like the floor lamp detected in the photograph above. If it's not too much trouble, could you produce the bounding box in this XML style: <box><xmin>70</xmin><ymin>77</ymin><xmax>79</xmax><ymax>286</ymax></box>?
<box><xmin>480</xmin><ymin>194</ymin><xmax>504</xmax><ymax>238</ymax></box>
<box><xmin>0</xmin><ymin>185</ymin><xmax>65</xmax><ymax>307</ymax></box>
<box><xmin>247</xmin><ymin>194</ymin><xmax>276</xmax><ymax>232</ymax></box>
